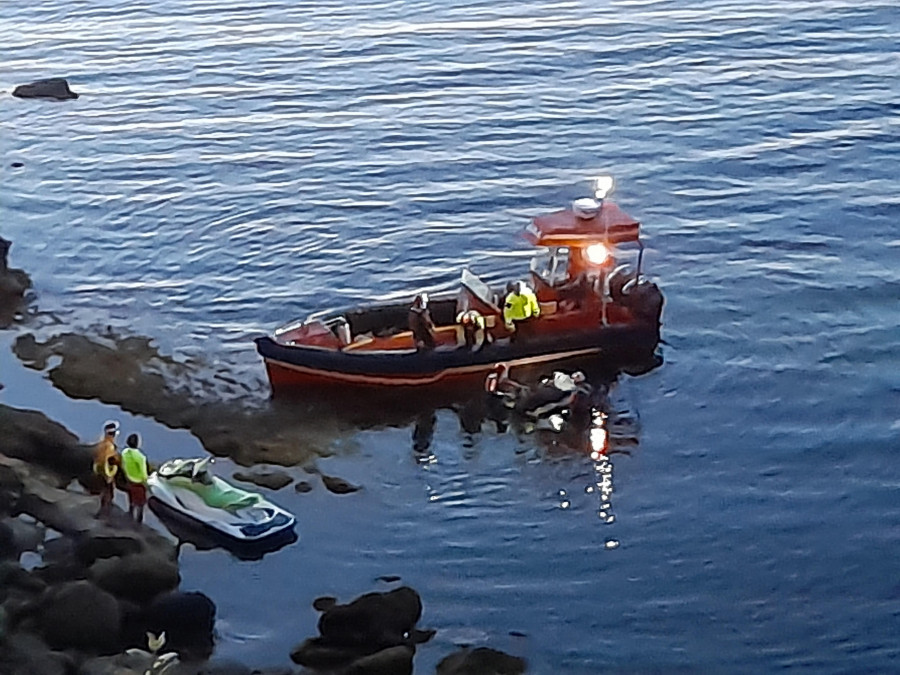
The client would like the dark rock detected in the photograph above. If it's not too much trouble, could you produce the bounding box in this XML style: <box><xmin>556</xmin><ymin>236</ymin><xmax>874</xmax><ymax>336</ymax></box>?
<box><xmin>38</xmin><ymin>579</ymin><xmax>122</xmax><ymax>652</ymax></box>
<box><xmin>129</xmin><ymin>590</ymin><xmax>216</xmax><ymax>659</ymax></box>
<box><xmin>76</xmin><ymin>531</ymin><xmax>145</xmax><ymax>566</ymax></box>
<box><xmin>10</xmin><ymin>162</ymin><xmax>23</xmax><ymax>168</ymax></box>
<box><xmin>89</xmin><ymin>552</ymin><xmax>180</xmax><ymax>604</ymax></box>
<box><xmin>345</xmin><ymin>645</ymin><xmax>414</xmax><ymax>675</ymax></box>
<box><xmin>1</xmin><ymin>515</ymin><xmax>45</xmax><ymax>555</ymax></box>
<box><xmin>290</xmin><ymin>637</ymin><xmax>363</xmax><ymax>669</ymax></box>
<box><xmin>436</xmin><ymin>646</ymin><xmax>527</xmax><ymax>675</ymax></box>
<box><xmin>0</xmin><ymin>559</ymin><xmax>47</xmax><ymax>595</ymax></box>
<box><xmin>0</xmin><ymin>404</ymin><xmax>90</xmax><ymax>482</ymax></box>
<box><xmin>232</xmin><ymin>468</ymin><xmax>292</xmax><ymax>491</ymax></box>
<box><xmin>0</xmin><ymin>520</ymin><xmax>14</xmax><ymax>557</ymax></box>
<box><xmin>321</xmin><ymin>474</ymin><xmax>361</xmax><ymax>494</ymax></box>
<box><xmin>79</xmin><ymin>650</ymin><xmax>153</xmax><ymax>675</ymax></box>
<box><xmin>294</xmin><ymin>480</ymin><xmax>313</xmax><ymax>493</ymax></box>
<box><xmin>317</xmin><ymin>586</ymin><xmax>423</xmax><ymax>650</ymax></box>
<box><xmin>12</xmin><ymin>77</ymin><xmax>79</xmax><ymax>100</ymax></box>
<box><xmin>313</xmin><ymin>596</ymin><xmax>337</xmax><ymax>611</ymax></box>
<box><xmin>292</xmin><ymin>586</ymin><xmax>430</xmax><ymax>670</ymax></box>
<box><xmin>0</xmin><ymin>630</ymin><xmax>75</xmax><ymax>675</ymax></box>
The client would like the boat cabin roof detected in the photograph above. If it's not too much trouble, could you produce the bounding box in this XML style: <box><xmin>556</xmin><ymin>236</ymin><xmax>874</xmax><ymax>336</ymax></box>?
<box><xmin>524</xmin><ymin>202</ymin><xmax>640</xmax><ymax>247</ymax></box>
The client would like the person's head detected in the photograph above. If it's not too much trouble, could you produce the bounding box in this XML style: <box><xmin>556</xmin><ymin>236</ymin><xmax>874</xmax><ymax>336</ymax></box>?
<box><xmin>572</xmin><ymin>371</ymin><xmax>586</xmax><ymax>384</ymax></box>
<box><xmin>103</xmin><ymin>420</ymin><xmax>120</xmax><ymax>438</ymax></box>
<box><xmin>126</xmin><ymin>433</ymin><xmax>140</xmax><ymax>448</ymax></box>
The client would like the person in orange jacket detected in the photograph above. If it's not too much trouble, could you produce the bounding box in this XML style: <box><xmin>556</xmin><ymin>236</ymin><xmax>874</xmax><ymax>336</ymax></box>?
<box><xmin>92</xmin><ymin>420</ymin><xmax>121</xmax><ymax>517</ymax></box>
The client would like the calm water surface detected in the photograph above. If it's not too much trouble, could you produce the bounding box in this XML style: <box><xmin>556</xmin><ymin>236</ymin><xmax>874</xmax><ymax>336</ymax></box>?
<box><xmin>1</xmin><ymin>0</ymin><xmax>899</xmax><ymax>672</ymax></box>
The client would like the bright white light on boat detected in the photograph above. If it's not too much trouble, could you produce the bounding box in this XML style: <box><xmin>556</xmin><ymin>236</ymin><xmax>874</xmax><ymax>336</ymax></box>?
<box><xmin>586</xmin><ymin>243</ymin><xmax>610</xmax><ymax>265</ymax></box>
<box><xmin>592</xmin><ymin>175</ymin><xmax>615</xmax><ymax>200</ymax></box>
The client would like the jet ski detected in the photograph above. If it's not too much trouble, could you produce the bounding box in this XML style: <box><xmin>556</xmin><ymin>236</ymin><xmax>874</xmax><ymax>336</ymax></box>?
<box><xmin>147</xmin><ymin>458</ymin><xmax>296</xmax><ymax>542</ymax></box>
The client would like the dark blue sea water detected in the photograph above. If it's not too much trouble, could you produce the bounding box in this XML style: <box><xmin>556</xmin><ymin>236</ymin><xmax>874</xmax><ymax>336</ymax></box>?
<box><xmin>2</xmin><ymin>0</ymin><xmax>899</xmax><ymax>672</ymax></box>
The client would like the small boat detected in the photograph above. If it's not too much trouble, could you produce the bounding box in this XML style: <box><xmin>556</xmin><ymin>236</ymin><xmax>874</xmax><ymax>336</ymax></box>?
<box><xmin>147</xmin><ymin>458</ymin><xmax>296</xmax><ymax>542</ymax></box>
<box><xmin>255</xmin><ymin>177</ymin><xmax>664</xmax><ymax>393</ymax></box>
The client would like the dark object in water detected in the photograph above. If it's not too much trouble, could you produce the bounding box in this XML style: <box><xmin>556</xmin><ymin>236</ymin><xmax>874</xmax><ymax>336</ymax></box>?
<box><xmin>12</xmin><ymin>78</ymin><xmax>79</xmax><ymax>100</ymax></box>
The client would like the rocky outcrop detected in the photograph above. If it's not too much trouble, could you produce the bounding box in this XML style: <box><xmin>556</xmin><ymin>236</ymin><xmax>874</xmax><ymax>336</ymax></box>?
<box><xmin>12</xmin><ymin>77</ymin><xmax>79</xmax><ymax>100</ymax></box>
<box><xmin>290</xmin><ymin>586</ymin><xmax>434</xmax><ymax>674</ymax></box>
<box><xmin>0</xmin><ymin>405</ymin><xmax>91</xmax><ymax>483</ymax></box>
<box><xmin>13</xmin><ymin>331</ymin><xmax>340</xmax><ymax>467</ymax></box>
<box><xmin>0</xmin><ymin>237</ymin><xmax>32</xmax><ymax>327</ymax></box>
<box><xmin>436</xmin><ymin>646</ymin><xmax>527</xmax><ymax>675</ymax></box>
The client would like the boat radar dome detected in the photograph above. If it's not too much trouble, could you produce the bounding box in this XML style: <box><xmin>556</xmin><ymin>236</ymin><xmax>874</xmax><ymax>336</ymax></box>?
<box><xmin>572</xmin><ymin>197</ymin><xmax>600</xmax><ymax>219</ymax></box>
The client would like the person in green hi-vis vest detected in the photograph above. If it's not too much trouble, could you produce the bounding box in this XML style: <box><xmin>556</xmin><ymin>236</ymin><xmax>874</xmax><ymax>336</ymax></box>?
<box><xmin>121</xmin><ymin>433</ymin><xmax>150</xmax><ymax>523</ymax></box>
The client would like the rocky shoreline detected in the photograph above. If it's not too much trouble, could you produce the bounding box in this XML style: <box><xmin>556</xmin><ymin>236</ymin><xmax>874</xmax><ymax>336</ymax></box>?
<box><xmin>0</xmin><ymin>237</ymin><xmax>527</xmax><ymax>674</ymax></box>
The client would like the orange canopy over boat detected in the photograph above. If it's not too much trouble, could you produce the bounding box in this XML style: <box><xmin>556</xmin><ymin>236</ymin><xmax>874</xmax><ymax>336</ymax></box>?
<box><xmin>524</xmin><ymin>202</ymin><xmax>641</xmax><ymax>247</ymax></box>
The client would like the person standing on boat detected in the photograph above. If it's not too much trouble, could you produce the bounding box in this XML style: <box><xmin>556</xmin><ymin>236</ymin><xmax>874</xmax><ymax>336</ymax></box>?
<box><xmin>503</xmin><ymin>280</ymin><xmax>541</xmax><ymax>342</ymax></box>
<box><xmin>120</xmin><ymin>433</ymin><xmax>150</xmax><ymax>524</ymax></box>
<box><xmin>409</xmin><ymin>293</ymin><xmax>436</xmax><ymax>351</ymax></box>
<box><xmin>92</xmin><ymin>420</ymin><xmax>121</xmax><ymax>518</ymax></box>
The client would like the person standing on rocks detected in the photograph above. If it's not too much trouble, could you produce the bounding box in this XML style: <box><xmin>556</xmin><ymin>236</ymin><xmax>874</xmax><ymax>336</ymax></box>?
<box><xmin>121</xmin><ymin>433</ymin><xmax>150</xmax><ymax>523</ymax></box>
<box><xmin>92</xmin><ymin>420</ymin><xmax>121</xmax><ymax>517</ymax></box>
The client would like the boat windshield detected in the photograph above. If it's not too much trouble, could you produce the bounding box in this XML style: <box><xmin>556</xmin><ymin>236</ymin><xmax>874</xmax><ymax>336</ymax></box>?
<box><xmin>530</xmin><ymin>247</ymin><xmax>570</xmax><ymax>286</ymax></box>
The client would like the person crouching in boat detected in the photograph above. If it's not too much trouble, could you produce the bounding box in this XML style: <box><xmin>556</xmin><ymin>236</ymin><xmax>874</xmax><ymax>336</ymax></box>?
<box><xmin>503</xmin><ymin>280</ymin><xmax>540</xmax><ymax>343</ymax></box>
<box><xmin>456</xmin><ymin>309</ymin><xmax>489</xmax><ymax>351</ymax></box>
<box><xmin>120</xmin><ymin>433</ymin><xmax>149</xmax><ymax>524</ymax></box>
<box><xmin>409</xmin><ymin>292</ymin><xmax>436</xmax><ymax>351</ymax></box>
<box><xmin>92</xmin><ymin>420</ymin><xmax>121</xmax><ymax>518</ymax></box>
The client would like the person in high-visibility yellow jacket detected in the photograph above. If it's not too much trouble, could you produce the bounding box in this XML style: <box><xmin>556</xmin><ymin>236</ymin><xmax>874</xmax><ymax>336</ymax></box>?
<box><xmin>503</xmin><ymin>281</ymin><xmax>540</xmax><ymax>341</ymax></box>
<box><xmin>121</xmin><ymin>433</ymin><xmax>150</xmax><ymax>523</ymax></box>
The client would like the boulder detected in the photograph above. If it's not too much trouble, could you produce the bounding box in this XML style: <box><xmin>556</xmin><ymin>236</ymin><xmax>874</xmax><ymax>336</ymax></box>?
<box><xmin>89</xmin><ymin>552</ymin><xmax>180</xmax><ymax>605</ymax></box>
<box><xmin>321</xmin><ymin>474</ymin><xmax>361</xmax><ymax>494</ymax></box>
<box><xmin>292</xmin><ymin>586</ymin><xmax>431</xmax><ymax>669</ymax></box>
<box><xmin>317</xmin><ymin>586</ymin><xmax>423</xmax><ymax>650</ymax></box>
<box><xmin>232</xmin><ymin>468</ymin><xmax>292</xmax><ymax>491</ymax></box>
<box><xmin>38</xmin><ymin>579</ymin><xmax>122</xmax><ymax>652</ymax></box>
<box><xmin>0</xmin><ymin>630</ymin><xmax>74</xmax><ymax>675</ymax></box>
<box><xmin>12</xmin><ymin>77</ymin><xmax>79</xmax><ymax>100</ymax></box>
<box><xmin>345</xmin><ymin>645</ymin><xmax>414</xmax><ymax>675</ymax></box>
<box><xmin>126</xmin><ymin>590</ymin><xmax>216</xmax><ymax>659</ymax></box>
<box><xmin>436</xmin><ymin>647</ymin><xmax>527</xmax><ymax>675</ymax></box>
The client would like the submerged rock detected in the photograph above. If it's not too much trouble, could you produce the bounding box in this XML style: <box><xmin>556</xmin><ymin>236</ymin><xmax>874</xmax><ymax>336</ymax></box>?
<box><xmin>13</xmin><ymin>330</ymin><xmax>339</xmax><ymax>467</ymax></box>
<box><xmin>12</xmin><ymin>77</ymin><xmax>79</xmax><ymax>100</ymax></box>
<box><xmin>436</xmin><ymin>646</ymin><xmax>527</xmax><ymax>675</ymax></box>
<box><xmin>321</xmin><ymin>474</ymin><xmax>361</xmax><ymax>494</ymax></box>
<box><xmin>232</xmin><ymin>468</ymin><xmax>292</xmax><ymax>491</ymax></box>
